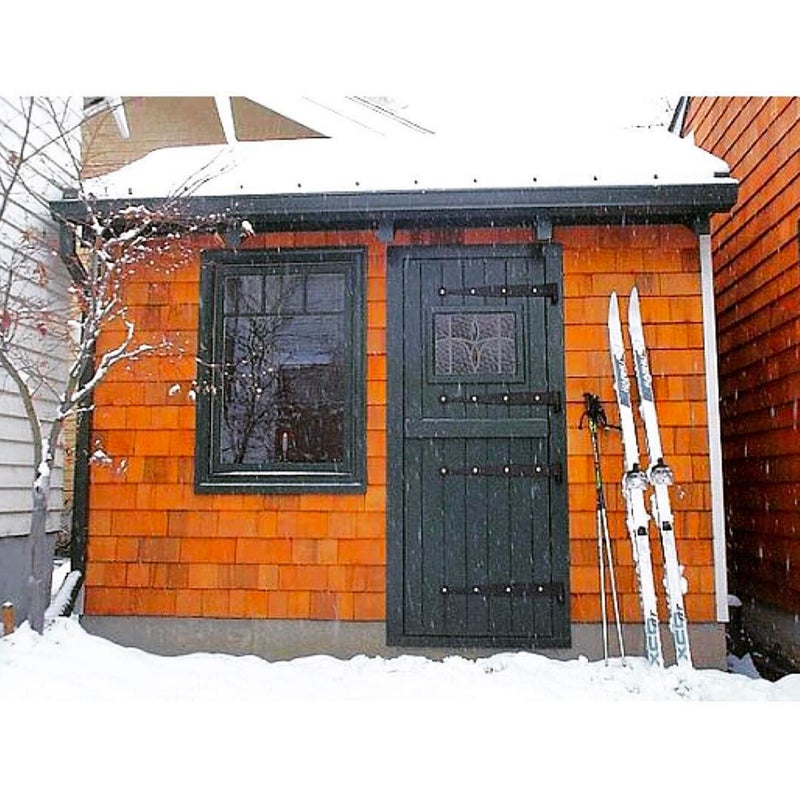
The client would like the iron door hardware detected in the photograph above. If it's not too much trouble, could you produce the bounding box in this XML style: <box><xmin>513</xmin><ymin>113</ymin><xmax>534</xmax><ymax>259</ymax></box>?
<box><xmin>440</xmin><ymin>582</ymin><xmax>566</xmax><ymax>603</ymax></box>
<box><xmin>439</xmin><ymin>462</ymin><xmax>563</xmax><ymax>482</ymax></box>
<box><xmin>438</xmin><ymin>390</ymin><xmax>561</xmax><ymax>412</ymax></box>
<box><xmin>437</xmin><ymin>282</ymin><xmax>559</xmax><ymax>304</ymax></box>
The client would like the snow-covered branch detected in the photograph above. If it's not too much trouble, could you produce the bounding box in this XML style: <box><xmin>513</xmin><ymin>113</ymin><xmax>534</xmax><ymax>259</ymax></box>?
<box><xmin>45</xmin><ymin>569</ymin><xmax>82</xmax><ymax>621</ymax></box>
<box><xmin>68</xmin><ymin>320</ymin><xmax>162</xmax><ymax>410</ymax></box>
<box><xmin>2</xmin><ymin>96</ymin><xmax>239</xmax><ymax>633</ymax></box>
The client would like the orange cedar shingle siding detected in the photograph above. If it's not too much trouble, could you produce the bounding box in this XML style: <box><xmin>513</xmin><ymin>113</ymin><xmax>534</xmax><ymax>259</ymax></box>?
<box><xmin>84</xmin><ymin>225</ymin><xmax>717</xmax><ymax>624</ymax></box>
<box><xmin>685</xmin><ymin>97</ymin><xmax>800</xmax><ymax>611</ymax></box>
<box><xmin>559</xmin><ymin>224</ymin><xmax>714</xmax><ymax>623</ymax></box>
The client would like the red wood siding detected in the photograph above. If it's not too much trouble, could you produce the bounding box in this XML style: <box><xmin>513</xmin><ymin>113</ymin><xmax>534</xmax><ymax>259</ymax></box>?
<box><xmin>83</xmin><ymin>224</ymin><xmax>717</xmax><ymax>627</ymax></box>
<box><xmin>559</xmin><ymin>224</ymin><xmax>715</xmax><ymax>624</ymax></box>
<box><xmin>685</xmin><ymin>97</ymin><xmax>800</xmax><ymax>611</ymax></box>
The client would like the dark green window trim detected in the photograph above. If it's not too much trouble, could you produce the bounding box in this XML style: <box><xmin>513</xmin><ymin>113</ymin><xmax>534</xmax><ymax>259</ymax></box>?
<box><xmin>195</xmin><ymin>247</ymin><xmax>366</xmax><ymax>493</ymax></box>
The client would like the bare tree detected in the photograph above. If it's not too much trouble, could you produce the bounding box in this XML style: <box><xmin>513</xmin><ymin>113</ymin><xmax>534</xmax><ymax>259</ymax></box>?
<box><xmin>0</xmin><ymin>96</ymin><xmax>233</xmax><ymax>631</ymax></box>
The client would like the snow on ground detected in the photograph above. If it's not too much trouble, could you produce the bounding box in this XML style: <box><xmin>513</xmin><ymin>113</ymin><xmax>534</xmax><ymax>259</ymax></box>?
<box><xmin>4</xmin><ymin>617</ymin><xmax>800</xmax><ymax>705</ymax></box>
<box><xmin>1</xmin><ymin>617</ymin><xmax>798</xmax><ymax>799</ymax></box>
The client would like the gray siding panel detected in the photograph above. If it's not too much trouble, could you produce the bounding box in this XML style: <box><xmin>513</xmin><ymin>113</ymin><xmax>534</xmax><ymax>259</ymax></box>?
<box><xmin>0</xmin><ymin>97</ymin><xmax>79</xmax><ymax>540</ymax></box>
<box><xmin>0</xmin><ymin>531</ymin><xmax>56</xmax><ymax>615</ymax></box>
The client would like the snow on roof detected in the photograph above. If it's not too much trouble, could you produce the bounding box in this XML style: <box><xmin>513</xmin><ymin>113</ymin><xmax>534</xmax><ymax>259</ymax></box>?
<box><xmin>241</xmin><ymin>95</ymin><xmax>436</xmax><ymax>139</ymax></box>
<box><xmin>85</xmin><ymin>125</ymin><xmax>733</xmax><ymax>202</ymax></box>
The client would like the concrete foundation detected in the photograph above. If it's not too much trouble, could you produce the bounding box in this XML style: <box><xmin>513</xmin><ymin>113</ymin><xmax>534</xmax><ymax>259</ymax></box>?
<box><xmin>80</xmin><ymin>615</ymin><xmax>728</xmax><ymax>669</ymax></box>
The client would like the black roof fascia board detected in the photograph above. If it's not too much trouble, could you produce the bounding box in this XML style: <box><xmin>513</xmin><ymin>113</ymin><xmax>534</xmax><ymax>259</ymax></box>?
<box><xmin>50</xmin><ymin>182</ymin><xmax>737</xmax><ymax>230</ymax></box>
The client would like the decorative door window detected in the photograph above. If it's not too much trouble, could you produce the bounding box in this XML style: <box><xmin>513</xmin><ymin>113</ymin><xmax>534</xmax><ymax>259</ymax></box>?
<box><xmin>433</xmin><ymin>311</ymin><xmax>518</xmax><ymax>377</ymax></box>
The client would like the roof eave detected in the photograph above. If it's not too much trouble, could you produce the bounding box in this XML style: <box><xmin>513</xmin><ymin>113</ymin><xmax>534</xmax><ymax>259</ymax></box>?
<box><xmin>50</xmin><ymin>181</ymin><xmax>738</xmax><ymax>233</ymax></box>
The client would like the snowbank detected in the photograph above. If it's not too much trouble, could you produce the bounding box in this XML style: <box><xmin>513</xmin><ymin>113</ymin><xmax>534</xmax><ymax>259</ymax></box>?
<box><xmin>3</xmin><ymin>617</ymin><xmax>798</xmax><ymax>704</ymax></box>
<box><xmin>1</xmin><ymin>618</ymin><xmax>798</xmax><ymax>799</ymax></box>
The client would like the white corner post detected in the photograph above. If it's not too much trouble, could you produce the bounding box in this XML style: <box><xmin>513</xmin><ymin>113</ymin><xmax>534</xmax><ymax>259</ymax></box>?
<box><xmin>698</xmin><ymin>230</ymin><xmax>729</xmax><ymax>623</ymax></box>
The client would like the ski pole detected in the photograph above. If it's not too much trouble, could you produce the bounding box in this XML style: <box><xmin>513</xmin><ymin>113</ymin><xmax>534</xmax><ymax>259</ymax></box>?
<box><xmin>581</xmin><ymin>393</ymin><xmax>626</xmax><ymax>665</ymax></box>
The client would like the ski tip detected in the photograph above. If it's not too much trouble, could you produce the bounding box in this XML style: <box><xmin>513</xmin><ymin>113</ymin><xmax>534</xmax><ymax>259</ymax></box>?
<box><xmin>608</xmin><ymin>293</ymin><xmax>619</xmax><ymax>330</ymax></box>
<box><xmin>628</xmin><ymin>286</ymin><xmax>641</xmax><ymax>325</ymax></box>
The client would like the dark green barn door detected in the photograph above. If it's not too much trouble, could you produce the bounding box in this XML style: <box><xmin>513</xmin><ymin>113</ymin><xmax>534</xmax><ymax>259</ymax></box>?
<box><xmin>387</xmin><ymin>245</ymin><xmax>569</xmax><ymax>648</ymax></box>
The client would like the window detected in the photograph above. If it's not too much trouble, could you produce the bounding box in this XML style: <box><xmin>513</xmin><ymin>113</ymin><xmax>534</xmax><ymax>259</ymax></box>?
<box><xmin>196</xmin><ymin>248</ymin><xmax>366</xmax><ymax>492</ymax></box>
<box><xmin>433</xmin><ymin>311</ymin><xmax>518</xmax><ymax>376</ymax></box>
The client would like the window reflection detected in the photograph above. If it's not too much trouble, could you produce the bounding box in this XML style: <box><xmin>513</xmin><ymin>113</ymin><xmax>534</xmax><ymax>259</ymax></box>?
<box><xmin>219</xmin><ymin>272</ymin><xmax>346</xmax><ymax>465</ymax></box>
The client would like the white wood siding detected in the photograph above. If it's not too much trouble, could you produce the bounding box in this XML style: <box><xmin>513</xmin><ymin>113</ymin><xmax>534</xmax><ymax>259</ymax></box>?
<box><xmin>0</xmin><ymin>97</ymin><xmax>81</xmax><ymax>537</ymax></box>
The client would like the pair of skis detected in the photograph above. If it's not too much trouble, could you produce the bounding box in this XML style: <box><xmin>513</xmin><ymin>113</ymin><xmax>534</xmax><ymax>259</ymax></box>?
<box><xmin>608</xmin><ymin>288</ymin><xmax>692</xmax><ymax>668</ymax></box>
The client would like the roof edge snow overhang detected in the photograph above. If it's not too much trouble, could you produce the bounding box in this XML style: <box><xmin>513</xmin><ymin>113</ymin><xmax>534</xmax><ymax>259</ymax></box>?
<box><xmin>50</xmin><ymin>181</ymin><xmax>738</xmax><ymax>235</ymax></box>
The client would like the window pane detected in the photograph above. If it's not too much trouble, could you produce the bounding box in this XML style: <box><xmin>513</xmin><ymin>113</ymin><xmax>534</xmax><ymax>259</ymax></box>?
<box><xmin>220</xmin><ymin>316</ymin><xmax>281</xmax><ymax>464</ymax></box>
<box><xmin>277</xmin><ymin>315</ymin><xmax>344</xmax><ymax>364</ymax></box>
<box><xmin>276</xmin><ymin>363</ymin><xmax>345</xmax><ymax>463</ymax></box>
<box><xmin>433</xmin><ymin>312</ymin><xmax>517</xmax><ymax>375</ymax></box>
<box><xmin>224</xmin><ymin>275</ymin><xmax>261</xmax><ymax>314</ymax></box>
<box><xmin>306</xmin><ymin>273</ymin><xmax>346</xmax><ymax>313</ymax></box>
<box><xmin>264</xmin><ymin>274</ymin><xmax>304</xmax><ymax>314</ymax></box>
<box><xmin>219</xmin><ymin>297</ymin><xmax>347</xmax><ymax>466</ymax></box>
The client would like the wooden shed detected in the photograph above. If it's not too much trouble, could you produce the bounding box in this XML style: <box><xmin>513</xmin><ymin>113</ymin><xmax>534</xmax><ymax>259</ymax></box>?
<box><xmin>677</xmin><ymin>97</ymin><xmax>800</xmax><ymax>672</ymax></box>
<box><xmin>52</xmin><ymin>124</ymin><xmax>737</xmax><ymax>666</ymax></box>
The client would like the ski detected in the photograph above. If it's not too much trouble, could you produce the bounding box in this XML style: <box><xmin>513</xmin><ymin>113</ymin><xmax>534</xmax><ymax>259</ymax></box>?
<box><xmin>628</xmin><ymin>288</ymin><xmax>692</xmax><ymax>667</ymax></box>
<box><xmin>608</xmin><ymin>292</ymin><xmax>664</xmax><ymax>667</ymax></box>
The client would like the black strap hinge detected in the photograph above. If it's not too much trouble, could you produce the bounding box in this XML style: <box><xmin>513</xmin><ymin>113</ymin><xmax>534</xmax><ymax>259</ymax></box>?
<box><xmin>439</xmin><ymin>463</ymin><xmax>562</xmax><ymax>482</ymax></box>
<box><xmin>439</xmin><ymin>390</ymin><xmax>561</xmax><ymax>412</ymax></box>
<box><xmin>441</xmin><ymin>582</ymin><xmax>565</xmax><ymax>603</ymax></box>
<box><xmin>437</xmin><ymin>283</ymin><xmax>559</xmax><ymax>304</ymax></box>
